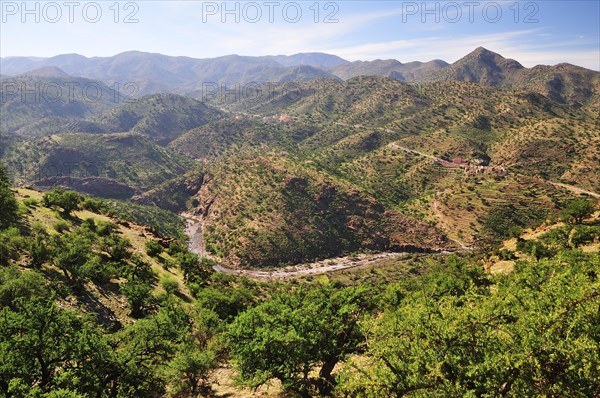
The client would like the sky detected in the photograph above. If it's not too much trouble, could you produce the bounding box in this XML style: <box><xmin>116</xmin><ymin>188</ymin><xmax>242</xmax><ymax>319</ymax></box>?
<box><xmin>1</xmin><ymin>0</ymin><xmax>599</xmax><ymax>70</ymax></box>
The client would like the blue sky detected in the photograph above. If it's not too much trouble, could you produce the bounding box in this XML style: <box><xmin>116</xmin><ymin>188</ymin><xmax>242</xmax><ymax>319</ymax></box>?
<box><xmin>1</xmin><ymin>1</ymin><xmax>599</xmax><ymax>69</ymax></box>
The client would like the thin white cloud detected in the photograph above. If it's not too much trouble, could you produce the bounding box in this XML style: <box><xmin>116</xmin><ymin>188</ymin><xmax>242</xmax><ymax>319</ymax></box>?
<box><xmin>320</xmin><ymin>30</ymin><xmax>538</xmax><ymax>60</ymax></box>
<box><xmin>319</xmin><ymin>29</ymin><xmax>600</xmax><ymax>70</ymax></box>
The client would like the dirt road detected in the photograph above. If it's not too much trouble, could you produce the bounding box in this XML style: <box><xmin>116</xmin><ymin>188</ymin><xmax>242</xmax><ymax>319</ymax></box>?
<box><xmin>183</xmin><ymin>214</ymin><xmax>420</xmax><ymax>279</ymax></box>
<box><xmin>546</xmin><ymin>181</ymin><xmax>600</xmax><ymax>199</ymax></box>
<box><xmin>211</xmin><ymin>252</ymin><xmax>411</xmax><ymax>280</ymax></box>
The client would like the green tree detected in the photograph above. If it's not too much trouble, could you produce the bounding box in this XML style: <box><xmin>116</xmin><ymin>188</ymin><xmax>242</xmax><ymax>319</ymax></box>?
<box><xmin>160</xmin><ymin>276</ymin><xmax>179</xmax><ymax>295</ymax></box>
<box><xmin>116</xmin><ymin>304</ymin><xmax>193</xmax><ymax>396</ymax></box>
<box><xmin>0</xmin><ymin>228</ymin><xmax>23</xmax><ymax>265</ymax></box>
<box><xmin>177</xmin><ymin>252</ymin><xmax>211</xmax><ymax>284</ymax></box>
<box><xmin>164</xmin><ymin>346</ymin><xmax>217</xmax><ymax>397</ymax></box>
<box><xmin>120</xmin><ymin>281</ymin><xmax>153</xmax><ymax>318</ymax></box>
<box><xmin>337</xmin><ymin>253</ymin><xmax>600</xmax><ymax>397</ymax></box>
<box><xmin>194</xmin><ymin>285</ymin><xmax>255</xmax><ymax>321</ymax></box>
<box><xmin>42</xmin><ymin>188</ymin><xmax>81</xmax><ymax>216</ymax></box>
<box><xmin>26</xmin><ymin>223</ymin><xmax>51</xmax><ymax>268</ymax></box>
<box><xmin>0</xmin><ymin>267</ymin><xmax>46</xmax><ymax>309</ymax></box>
<box><xmin>0</xmin><ymin>295</ymin><xmax>111</xmax><ymax>397</ymax></box>
<box><xmin>562</xmin><ymin>197</ymin><xmax>596</xmax><ymax>224</ymax></box>
<box><xmin>145</xmin><ymin>240</ymin><xmax>163</xmax><ymax>257</ymax></box>
<box><xmin>227</xmin><ymin>285</ymin><xmax>373</xmax><ymax>396</ymax></box>
<box><xmin>0</xmin><ymin>165</ymin><xmax>19</xmax><ymax>230</ymax></box>
<box><xmin>50</xmin><ymin>229</ymin><xmax>95</xmax><ymax>287</ymax></box>
<box><xmin>101</xmin><ymin>234</ymin><xmax>132</xmax><ymax>262</ymax></box>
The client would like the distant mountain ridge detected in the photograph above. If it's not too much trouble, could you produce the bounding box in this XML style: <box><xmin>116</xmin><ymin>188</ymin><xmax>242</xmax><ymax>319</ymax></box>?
<box><xmin>0</xmin><ymin>52</ymin><xmax>339</xmax><ymax>96</ymax></box>
<box><xmin>2</xmin><ymin>47</ymin><xmax>598</xmax><ymax>106</ymax></box>
<box><xmin>266</xmin><ymin>52</ymin><xmax>348</xmax><ymax>67</ymax></box>
<box><xmin>18</xmin><ymin>66</ymin><xmax>72</xmax><ymax>78</ymax></box>
<box><xmin>330</xmin><ymin>58</ymin><xmax>450</xmax><ymax>81</ymax></box>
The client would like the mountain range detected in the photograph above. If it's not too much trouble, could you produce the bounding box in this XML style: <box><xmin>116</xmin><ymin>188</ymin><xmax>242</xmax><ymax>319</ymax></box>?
<box><xmin>1</xmin><ymin>47</ymin><xmax>599</xmax><ymax>267</ymax></box>
<box><xmin>3</xmin><ymin>48</ymin><xmax>598</xmax><ymax>106</ymax></box>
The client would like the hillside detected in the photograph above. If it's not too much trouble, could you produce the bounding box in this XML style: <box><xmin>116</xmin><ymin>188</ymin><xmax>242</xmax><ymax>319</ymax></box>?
<box><xmin>205</xmin><ymin>77</ymin><xmax>598</xmax><ymax>192</ymax></box>
<box><xmin>0</xmin><ymin>52</ymin><xmax>338</xmax><ymax>96</ymax></box>
<box><xmin>94</xmin><ymin>93</ymin><xmax>224</xmax><ymax>145</ymax></box>
<box><xmin>1</xmin><ymin>49</ymin><xmax>598</xmax><ymax>269</ymax></box>
<box><xmin>429</xmin><ymin>46</ymin><xmax>524</xmax><ymax>86</ymax></box>
<box><xmin>165</xmin><ymin>76</ymin><xmax>599</xmax><ymax>251</ymax></box>
<box><xmin>267</xmin><ymin>52</ymin><xmax>349</xmax><ymax>68</ymax></box>
<box><xmin>0</xmin><ymin>75</ymin><xmax>124</xmax><ymax>134</ymax></box>
<box><xmin>329</xmin><ymin>58</ymin><xmax>449</xmax><ymax>81</ymax></box>
<box><xmin>2</xmin><ymin>133</ymin><xmax>193</xmax><ymax>196</ymax></box>
<box><xmin>0</xmin><ymin>175</ymin><xmax>227</xmax><ymax>397</ymax></box>
<box><xmin>11</xmin><ymin>187</ymin><xmax>195</xmax><ymax>316</ymax></box>
<box><xmin>427</xmin><ymin>47</ymin><xmax>600</xmax><ymax>107</ymax></box>
<box><xmin>188</xmin><ymin>154</ymin><xmax>452</xmax><ymax>268</ymax></box>
<box><xmin>1</xmin><ymin>170</ymin><xmax>597</xmax><ymax>398</ymax></box>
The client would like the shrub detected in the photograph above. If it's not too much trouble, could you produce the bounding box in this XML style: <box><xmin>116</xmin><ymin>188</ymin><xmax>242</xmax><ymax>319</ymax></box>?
<box><xmin>539</xmin><ymin>226</ymin><xmax>570</xmax><ymax>248</ymax></box>
<box><xmin>80</xmin><ymin>255</ymin><xmax>115</xmax><ymax>284</ymax></box>
<box><xmin>22</xmin><ymin>198</ymin><xmax>39</xmax><ymax>208</ymax></box>
<box><xmin>0</xmin><ymin>227</ymin><xmax>24</xmax><ymax>264</ymax></box>
<box><xmin>81</xmin><ymin>218</ymin><xmax>97</xmax><ymax>232</ymax></box>
<box><xmin>53</xmin><ymin>220</ymin><xmax>71</xmax><ymax>233</ymax></box>
<box><xmin>160</xmin><ymin>276</ymin><xmax>179</xmax><ymax>295</ymax></box>
<box><xmin>516</xmin><ymin>239</ymin><xmax>555</xmax><ymax>260</ymax></box>
<box><xmin>96</xmin><ymin>220</ymin><xmax>118</xmax><ymax>237</ymax></box>
<box><xmin>27</xmin><ymin>223</ymin><xmax>50</xmax><ymax>268</ymax></box>
<box><xmin>120</xmin><ymin>281</ymin><xmax>153</xmax><ymax>318</ymax></box>
<box><xmin>42</xmin><ymin>188</ymin><xmax>81</xmax><ymax>215</ymax></box>
<box><xmin>0</xmin><ymin>166</ymin><xmax>19</xmax><ymax>229</ymax></box>
<box><xmin>81</xmin><ymin>197</ymin><xmax>108</xmax><ymax>213</ymax></box>
<box><xmin>498</xmin><ymin>249</ymin><xmax>517</xmax><ymax>260</ymax></box>
<box><xmin>145</xmin><ymin>240</ymin><xmax>163</xmax><ymax>257</ymax></box>
<box><xmin>101</xmin><ymin>235</ymin><xmax>132</xmax><ymax>262</ymax></box>
<box><xmin>571</xmin><ymin>226</ymin><xmax>600</xmax><ymax>247</ymax></box>
<box><xmin>167</xmin><ymin>242</ymin><xmax>185</xmax><ymax>256</ymax></box>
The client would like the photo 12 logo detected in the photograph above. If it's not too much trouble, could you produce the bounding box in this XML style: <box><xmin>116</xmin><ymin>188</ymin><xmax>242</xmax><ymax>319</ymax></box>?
<box><xmin>34</xmin><ymin>162</ymin><xmax>119</xmax><ymax>181</ymax></box>
<box><xmin>400</xmin><ymin>1</ymin><xmax>539</xmax><ymax>23</ymax></box>
<box><xmin>200</xmin><ymin>81</ymin><xmax>305</xmax><ymax>105</ymax></box>
<box><xmin>1</xmin><ymin>1</ymin><xmax>140</xmax><ymax>23</ymax></box>
<box><xmin>201</xmin><ymin>1</ymin><xmax>340</xmax><ymax>23</ymax></box>
<box><xmin>0</xmin><ymin>80</ymin><xmax>139</xmax><ymax>104</ymax></box>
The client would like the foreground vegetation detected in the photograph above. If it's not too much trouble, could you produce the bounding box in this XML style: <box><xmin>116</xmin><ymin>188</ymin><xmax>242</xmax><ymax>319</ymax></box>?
<box><xmin>1</xmin><ymin>165</ymin><xmax>599</xmax><ymax>397</ymax></box>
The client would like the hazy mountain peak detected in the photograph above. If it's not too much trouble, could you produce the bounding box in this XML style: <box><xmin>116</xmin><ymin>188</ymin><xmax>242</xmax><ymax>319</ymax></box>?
<box><xmin>47</xmin><ymin>53</ymin><xmax>88</xmax><ymax>62</ymax></box>
<box><xmin>461</xmin><ymin>47</ymin><xmax>523</xmax><ymax>69</ymax></box>
<box><xmin>472</xmin><ymin>46</ymin><xmax>493</xmax><ymax>54</ymax></box>
<box><xmin>433</xmin><ymin>47</ymin><xmax>524</xmax><ymax>86</ymax></box>
<box><xmin>268</xmin><ymin>52</ymin><xmax>349</xmax><ymax>68</ymax></box>
<box><xmin>21</xmin><ymin>66</ymin><xmax>71</xmax><ymax>78</ymax></box>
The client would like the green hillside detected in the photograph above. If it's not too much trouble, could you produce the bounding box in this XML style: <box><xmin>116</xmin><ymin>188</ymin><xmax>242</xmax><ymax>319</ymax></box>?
<box><xmin>95</xmin><ymin>93</ymin><xmax>224</xmax><ymax>145</ymax></box>
<box><xmin>191</xmin><ymin>154</ymin><xmax>451</xmax><ymax>268</ymax></box>
<box><xmin>1</xmin><ymin>51</ymin><xmax>598</xmax><ymax>270</ymax></box>
<box><xmin>2</xmin><ymin>133</ymin><xmax>193</xmax><ymax>195</ymax></box>
<box><xmin>1</xmin><ymin>167</ymin><xmax>598</xmax><ymax>398</ymax></box>
<box><xmin>0</xmin><ymin>75</ymin><xmax>124</xmax><ymax>135</ymax></box>
<box><xmin>166</xmin><ymin>77</ymin><xmax>598</xmax><ymax>250</ymax></box>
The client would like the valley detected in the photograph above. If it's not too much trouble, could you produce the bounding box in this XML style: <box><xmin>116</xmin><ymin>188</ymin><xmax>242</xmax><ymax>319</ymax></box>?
<box><xmin>1</xmin><ymin>46</ymin><xmax>599</xmax><ymax>398</ymax></box>
<box><xmin>184</xmin><ymin>210</ymin><xmax>442</xmax><ymax>279</ymax></box>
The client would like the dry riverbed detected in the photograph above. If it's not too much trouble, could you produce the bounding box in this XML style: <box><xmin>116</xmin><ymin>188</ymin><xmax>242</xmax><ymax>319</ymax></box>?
<box><xmin>183</xmin><ymin>214</ymin><xmax>421</xmax><ymax>279</ymax></box>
